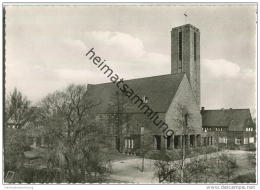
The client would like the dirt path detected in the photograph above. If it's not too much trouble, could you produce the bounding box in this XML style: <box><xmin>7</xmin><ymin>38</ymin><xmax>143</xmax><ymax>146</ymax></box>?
<box><xmin>107</xmin><ymin>150</ymin><xmax>255</xmax><ymax>183</ymax></box>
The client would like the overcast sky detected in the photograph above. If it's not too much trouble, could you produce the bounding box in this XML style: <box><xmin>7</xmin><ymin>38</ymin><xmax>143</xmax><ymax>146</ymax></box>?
<box><xmin>5</xmin><ymin>4</ymin><xmax>257</xmax><ymax>116</ymax></box>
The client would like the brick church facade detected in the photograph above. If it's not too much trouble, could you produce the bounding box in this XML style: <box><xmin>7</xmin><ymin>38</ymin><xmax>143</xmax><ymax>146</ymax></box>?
<box><xmin>87</xmin><ymin>24</ymin><xmax>215</xmax><ymax>155</ymax></box>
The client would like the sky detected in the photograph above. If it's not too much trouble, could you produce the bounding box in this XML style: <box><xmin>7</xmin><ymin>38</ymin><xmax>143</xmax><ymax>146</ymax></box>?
<box><xmin>5</xmin><ymin>4</ymin><xmax>257</xmax><ymax>116</ymax></box>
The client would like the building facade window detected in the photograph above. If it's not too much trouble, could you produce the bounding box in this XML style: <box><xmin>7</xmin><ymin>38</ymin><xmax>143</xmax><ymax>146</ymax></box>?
<box><xmin>178</xmin><ymin>31</ymin><xmax>182</xmax><ymax>61</ymax></box>
<box><xmin>124</xmin><ymin>138</ymin><xmax>135</xmax><ymax>149</ymax></box>
<box><xmin>128</xmin><ymin>139</ymin><xmax>131</xmax><ymax>148</ymax></box>
<box><xmin>154</xmin><ymin>135</ymin><xmax>161</xmax><ymax>150</ymax></box>
<box><xmin>178</xmin><ymin>31</ymin><xmax>183</xmax><ymax>72</ymax></box>
<box><xmin>219</xmin><ymin>137</ymin><xmax>227</xmax><ymax>144</ymax></box>
<box><xmin>196</xmin><ymin>134</ymin><xmax>201</xmax><ymax>147</ymax></box>
<box><xmin>203</xmin><ymin>137</ymin><xmax>207</xmax><ymax>146</ymax></box>
<box><xmin>249</xmin><ymin>137</ymin><xmax>254</xmax><ymax>143</ymax></box>
<box><xmin>185</xmin><ymin>113</ymin><xmax>188</xmax><ymax>126</ymax></box>
<box><xmin>190</xmin><ymin>135</ymin><xmax>195</xmax><ymax>147</ymax></box>
<box><xmin>203</xmin><ymin>127</ymin><xmax>213</xmax><ymax>132</ymax></box>
<box><xmin>124</xmin><ymin>139</ymin><xmax>128</xmax><ymax>148</ymax></box>
<box><xmin>216</xmin><ymin>127</ymin><xmax>223</xmax><ymax>131</ymax></box>
<box><xmin>224</xmin><ymin>137</ymin><xmax>227</xmax><ymax>144</ymax></box>
<box><xmin>131</xmin><ymin>139</ymin><xmax>134</xmax><ymax>149</ymax></box>
<box><xmin>167</xmin><ymin>136</ymin><xmax>171</xmax><ymax>150</ymax></box>
<box><xmin>235</xmin><ymin>138</ymin><xmax>242</xmax><ymax>145</ymax></box>
<box><xmin>244</xmin><ymin>138</ymin><xmax>249</xmax><ymax>144</ymax></box>
<box><xmin>246</xmin><ymin>127</ymin><xmax>254</xmax><ymax>132</ymax></box>
<box><xmin>183</xmin><ymin>135</ymin><xmax>188</xmax><ymax>147</ymax></box>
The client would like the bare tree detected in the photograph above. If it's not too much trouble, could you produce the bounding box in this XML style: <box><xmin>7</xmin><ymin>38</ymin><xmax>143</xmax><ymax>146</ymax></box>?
<box><xmin>107</xmin><ymin>91</ymin><xmax>131</xmax><ymax>152</ymax></box>
<box><xmin>217</xmin><ymin>154</ymin><xmax>238</xmax><ymax>182</ymax></box>
<box><xmin>174</xmin><ymin>104</ymin><xmax>195</xmax><ymax>182</ymax></box>
<box><xmin>5</xmin><ymin>88</ymin><xmax>34</xmax><ymax>129</ymax></box>
<box><xmin>39</xmin><ymin>84</ymin><xmax>107</xmax><ymax>182</ymax></box>
<box><xmin>4</xmin><ymin>88</ymin><xmax>34</xmax><ymax>182</ymax></box>
<box><xmin>153</xmin><ymin>104</ymin><xmax>195</xmax><ymax>183</ymax></box>
<box><xmin>154</xmin><ymin>149</ymin><xmax>180</xmax><ymax>183</ymax></box>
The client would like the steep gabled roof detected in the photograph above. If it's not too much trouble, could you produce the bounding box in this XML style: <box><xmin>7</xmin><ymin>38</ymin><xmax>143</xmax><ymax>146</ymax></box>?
<box><xmin>201</xmin><ymin>109</ymin><xmax>254</xmax><ymax>131</ymax></box>
<box><xmin>87</xmin><ymin>73</ymin><xmax>185</xmax><ymax>113</ymax></box>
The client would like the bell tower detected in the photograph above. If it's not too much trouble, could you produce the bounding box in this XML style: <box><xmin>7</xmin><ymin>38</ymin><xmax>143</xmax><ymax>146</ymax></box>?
<box><xmin>171</xmin><ymin>24</ymin><xmax>200</xmax><ymax>107</ymax></box>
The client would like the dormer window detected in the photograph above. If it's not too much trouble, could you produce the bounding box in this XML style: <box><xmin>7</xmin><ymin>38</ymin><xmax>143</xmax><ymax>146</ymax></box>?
<box><xmin>246</xmin><ymin>127</ymin><xmax>253</xmax><ymax>132</ymax></box>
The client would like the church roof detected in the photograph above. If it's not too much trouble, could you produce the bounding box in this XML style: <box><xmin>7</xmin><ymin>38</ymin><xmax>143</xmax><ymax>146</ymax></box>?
<box><xmin>201</xmin><ymin>109</ymin><xmax>254</xmax><ymax>131</ymax></box>
<box><xmin>87</xmin><ymin>73</ymin><xmax>185</xmax><ymax>113</ymax></box>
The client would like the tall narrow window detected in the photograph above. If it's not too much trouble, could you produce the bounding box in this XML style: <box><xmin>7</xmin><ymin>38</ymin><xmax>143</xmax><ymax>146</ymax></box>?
<box><xmin>131</xmin><ymin>139</ymin><xmax>134</xmax><ymax>149</ymax></box>
<box><xmin>124</xmin><ymin>138</ymin><xmax>128</xmax><ymax>148</ymax></box>
<box><xmin>184</xmin><ymin>113</ymin><xmax>188</xmax><ymax>126</ymax></box>
<box><xmin>190</xmin><ymin>135</ymin><xmax>195</xmax><ymax>147</ymax></box>
<box><xmin>194</xmin><ymin>32</ymin><xmax>197</xmax><ymax>61</ymax></box>
<box><xmin>154</xmin><ymin>135</ymin><xmax>161</xmax><ymax>150</ymax></box>
<box><xmin>178</xmin><ymin>31</ymin><xmax>183</xmax><ymax>63</ymax></box>
<box><xmin>128</xmin><ymin>139</ymin><xmax>131</xmax><ymax>148</ymax></box>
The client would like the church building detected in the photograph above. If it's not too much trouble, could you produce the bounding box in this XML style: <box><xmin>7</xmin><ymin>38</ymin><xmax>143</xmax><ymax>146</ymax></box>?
<box><xmin>87</xmin><ymin>24</ymin><xmax>213</xmax><ymax>155</ymax></box>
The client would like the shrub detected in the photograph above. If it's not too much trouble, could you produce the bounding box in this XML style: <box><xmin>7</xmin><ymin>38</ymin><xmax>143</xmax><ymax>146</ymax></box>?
<box><xmin>17</xmin><ymin>167</ymin><xmax>63</xmax><ymax>183</ymax></box>
<box><xmin>249</xmin><ymin>144</ymin><xmax>256</xmax><ymax>151</ymax></box>
<box><xmin>231</xmin><ymin>173</ymin><xmax>256</xmax><ymax>183</ymax></box>
<box><xmin>247</xmin><ymin>153</ymin><xmax>256</xmax><ymax>166</ymax></box>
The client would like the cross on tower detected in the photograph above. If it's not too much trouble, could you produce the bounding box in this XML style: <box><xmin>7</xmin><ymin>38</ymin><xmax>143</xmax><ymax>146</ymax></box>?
<box><xmin>184</xmin><ymin>12</ymin><xmax>188</xmax><ymax>24</ymax></box>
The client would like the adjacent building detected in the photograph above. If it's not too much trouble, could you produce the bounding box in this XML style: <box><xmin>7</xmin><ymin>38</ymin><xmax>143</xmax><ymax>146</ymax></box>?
<box><xmin>201</xmin><ymin>108</ymin><xmax>255</xmax><ymax>150</ymax></box>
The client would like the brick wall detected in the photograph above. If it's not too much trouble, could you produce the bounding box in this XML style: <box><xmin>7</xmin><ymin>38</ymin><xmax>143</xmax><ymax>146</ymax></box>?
<box><xmin>165</xmin><ymin>74</ymin><xmax>202</xmax><ymax>135</ymax></box>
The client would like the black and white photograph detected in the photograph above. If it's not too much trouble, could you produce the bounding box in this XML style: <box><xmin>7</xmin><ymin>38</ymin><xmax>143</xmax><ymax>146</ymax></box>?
<box><xmin>2</xmin><ymin>2</ymin><xmax>258</xmax><ymax>186</ymax></box>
